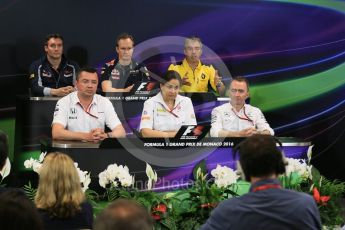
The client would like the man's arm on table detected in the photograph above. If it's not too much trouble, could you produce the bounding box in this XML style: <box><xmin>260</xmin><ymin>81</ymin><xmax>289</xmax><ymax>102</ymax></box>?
<box><xmin>52</xmin><ymin>123</ymin><xmax>94</xmax><ymax>141</ymax></box>
<box><xmin>109</xmin><ymin>124</ymin><xmax>126</xmax><ymax>138</ymax></box>
<box><xmin>101</xmin><ymin>80</ymin><xmax>133</xmax><ymax>93</ymax></box>
<box><xmin>141</xmin><ymin>128</ymin><xmax>177</xmax><ymax>138</ymax></box>
<box><xmin>217</xmin><ymin>127</ymin><xmax>257</xmax><ymax>137</ymax></box>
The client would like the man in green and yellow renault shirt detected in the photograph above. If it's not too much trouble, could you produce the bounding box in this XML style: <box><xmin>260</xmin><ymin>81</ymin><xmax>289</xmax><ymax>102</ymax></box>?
<box><xmin>168</xmin><ymin>36</ymin><xmax>225</xmax><ymax>95</ymax></box>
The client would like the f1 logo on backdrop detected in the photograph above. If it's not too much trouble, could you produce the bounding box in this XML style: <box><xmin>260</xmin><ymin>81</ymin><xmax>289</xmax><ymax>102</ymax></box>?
<box><xmin>178</xmin><ymin>125</ymin><xmax>208</xmax><ymax>140</ymax></box>
<box><xmin>136</xmin><ymin>82</ymin><xmax>157</xmax><ymax>91</ymax></box>
<box><xmin>182</xmin><ymin>126</ymin><xmax>195</xmax><ymax>136</ymax></box>
<box><xmin>182</xmin><ymin>125</ymin><xmax>204</xmax><ymax>136</ymax></box>
<box><xmin>137</xmin><ymin>82</ymin><xmax>148</xmax><ymax>91</ymax></box>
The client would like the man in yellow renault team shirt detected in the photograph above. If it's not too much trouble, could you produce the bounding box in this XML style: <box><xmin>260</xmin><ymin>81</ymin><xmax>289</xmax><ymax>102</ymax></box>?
<box><xmin>168</xmin><ymin>36</ymin><xmax>225</xmax><ymax>95</ymax></box>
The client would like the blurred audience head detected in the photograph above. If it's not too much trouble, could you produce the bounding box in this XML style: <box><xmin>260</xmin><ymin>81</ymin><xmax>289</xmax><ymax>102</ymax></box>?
<box><xmin>234</xmin><ymin>134</ymin><xmax>286</xmax><ymax>182</ymax></box>
<box><xmin>0</xmin><ymin>189</ymin><xmax>43</xmax><ymax>230</ymax></box>
<box><xmin>35</xmin><ymin>152</ymin><xmax>85</xmax><ymax>218</ymax></box>
<box><xmin>94</xmin><ymin>199</ymin><xmax>153</xmax><ymax>230</ymax></box>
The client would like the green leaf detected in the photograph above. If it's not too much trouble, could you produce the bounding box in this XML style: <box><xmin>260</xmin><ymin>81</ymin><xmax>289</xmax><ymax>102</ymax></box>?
<box><xmin>118</xmin><ymin>190</ymin><xmax>131</xmax><ymax>198</ymax></box>
<box><xmin>23</xmin><ymin>181</ymin><xmax>37</xmax><ymax>201</ymax></box>
<box><xmin>311</xmin><ymin>166</ymin><xmax>321</xmax><ymax>185</ymax></box>
<box><xmin>160</xmin><ymin>216</ymin><xmax>177</xmax><ymax>230</ymax></box>
<box><xmin>106</xmin><ymin>188</ymin><xmax>120</xmax><ymax>201</ymax></box>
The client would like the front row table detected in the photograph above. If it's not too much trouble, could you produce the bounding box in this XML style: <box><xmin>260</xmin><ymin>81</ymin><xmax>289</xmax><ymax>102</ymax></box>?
<box><xmin>43</xmin><ymin>137</ymin><xmax>310</xmax><ymax>191</ymax></box>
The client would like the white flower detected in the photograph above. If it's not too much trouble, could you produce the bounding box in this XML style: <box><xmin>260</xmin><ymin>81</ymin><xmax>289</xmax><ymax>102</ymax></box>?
<box><xmin>24</xmin><ymin>152</ymin><xmax>46</xmax><ymax>173</ymax></box>
<box><xmin>75</xmin><ymin>164</ymin><xmax>91</xmax><ymax>192</ymax></box>
<box><xmin>98</xmin><ymin>163</ymin><xmax>133</xmax><ymax>188</ymax></box>
<box><xmin>99</xmin><ymin>171</ymin><xmax>108</xmax><ymax>188</ymax></box>
<box><xmin>0</xmin><ymin>158</ymin><xmax>11</xmax><ymax>180</ymax></box>
<box><xmin>285</xmin><ymin>158</ymin><xmax>312</xmax><ymax>180</ymax></box>
<box><xmin>39</xmin><ymin>152</ymin><xmax>47</xmax><ymax>163</ymax></box>
<box><xmin>307</xmin><ymin>145</ymin><xmax>313</xmax><ymax>164</ymax></box>
<box><xmin>32</xmin><ymin>161</ymin><xmax>42</xmax><ymax>173</ymax></box>
<box><xmin>120</xmin><ymin>176</ymin><xmax>133</xmax><ymax>187</ymax></box>
<box><xmin>24</xmin><ymin>158</ymin><xmax>36</xmax><ymax>169</ymax></box>
<box><xmin>81</xmin><ymin>172</ymin><xmax>91</xmax><ymax>192</ymax></box>
<box><xmin>211</xmin><ymin>165</ymin><xmax>238</xmax><ymax>188</ymax></box>
<box><xmin>146</xmin><ymin>162</ymin><xmax>157</xmax><ymax>190</ymax></box>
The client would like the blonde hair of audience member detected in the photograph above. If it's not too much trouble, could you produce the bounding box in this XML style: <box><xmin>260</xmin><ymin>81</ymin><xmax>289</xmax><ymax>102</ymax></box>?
<box><xmin>35</xmin><ymin>152</ymin><xmax>85</xmax><ymax>218</ymax></box>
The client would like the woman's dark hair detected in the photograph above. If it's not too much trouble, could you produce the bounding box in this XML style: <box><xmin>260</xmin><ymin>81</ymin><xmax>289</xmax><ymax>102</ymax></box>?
<box><xmin>160</xmin><ymin>70</ymin><xmax>182</xmax><ymax>86</ymax></box>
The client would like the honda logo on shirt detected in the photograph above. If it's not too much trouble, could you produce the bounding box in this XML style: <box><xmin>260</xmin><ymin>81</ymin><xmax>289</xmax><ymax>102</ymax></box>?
<box><xmin>70</xmin><ymin>108</ymin><xmax>77</xmax><ymax>114</ymax></box>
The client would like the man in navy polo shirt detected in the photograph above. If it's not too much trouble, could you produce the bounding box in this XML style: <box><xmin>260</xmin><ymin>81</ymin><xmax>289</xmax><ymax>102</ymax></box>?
<box><xmin>29</xmin><ymin>34</ymin><xmax>79</xmax><ymax>97</ymax></box>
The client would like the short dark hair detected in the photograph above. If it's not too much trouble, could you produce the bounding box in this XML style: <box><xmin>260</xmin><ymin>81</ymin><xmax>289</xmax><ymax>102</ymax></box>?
<box><xmin>234</xmin><ymin>134</ymin><xmax>285</xmax><ymax>181</ymax></box>
<box><xmin>0</xmin><ymin>189</ymin><xmax>44</xmax><ymax>230</ymax></box>
<box><xmin>160</xmin><ymin>70</ymin><xmax>182</xmax><ymax>86</ymax></box>
<box><xmin>94</xmin><ymin>199</ymin><xmax>153</xmax><ymax>230</ymax></box>
<box><xmin>44</xmin><ymin>33</ymin><xmax>64</xmax><ymax>46</ymax></box>
<box><xmin>231</xmin><ymin>76</ymin><xmax>250</xmax><ymax>91</ymax></box>
<box><xmin>76</xmin><ymin>67</ymin><xmax>98</xmax><ymax>81</ymax></box>
<box><xmin>0</xmin><ymin>131</ymin><xmax>8</xmax><ymax>170</ymax></box>
<box><xmin>116</xmin><ymin>33</ymin><xmax>135</xmax><ymax>47</ymax></box>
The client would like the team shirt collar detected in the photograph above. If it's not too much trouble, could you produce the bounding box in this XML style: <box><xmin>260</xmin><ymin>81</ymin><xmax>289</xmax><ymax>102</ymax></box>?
<box><xmin>250</xmin><ymin>178</ymin><xmax>281</xmax><ymax>192</ymax></box>
<box><xmin>182</xmin><ymin>58</ymin><xmax>202</xmax><ymax>70</ymax></box>
<box><xmin>228</xmin><ymin>102</ymin><xmax>248</xmax><ymax>112</ymax></box>
<box><xmin>71</xmin><ymin>92</ymin><xmax>98</xmax><ymax>117</ymax></box>
<box><xmin>153</xmin><ymin>92</ymin><xmax>183</xmax><ymax>108</ymax></box>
